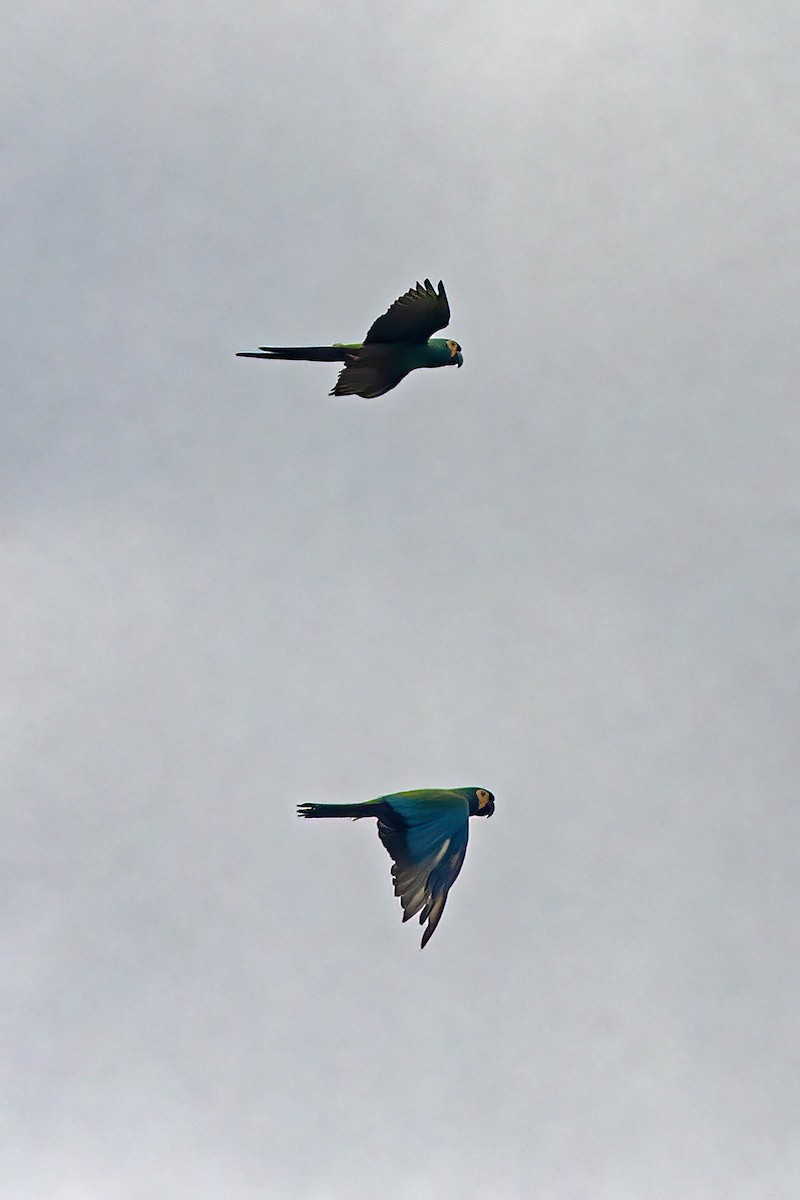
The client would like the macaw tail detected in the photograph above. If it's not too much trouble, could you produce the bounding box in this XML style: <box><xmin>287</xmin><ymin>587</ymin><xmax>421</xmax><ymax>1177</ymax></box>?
<box><xmin>236</xmin><ymin>344</ymin><xmax>356</xmax><ymax>362</ymax></box>
<box><xmin>297</xmin><ymin>801</ymin><xmax>375</xmax><ymax>819</ymax></box>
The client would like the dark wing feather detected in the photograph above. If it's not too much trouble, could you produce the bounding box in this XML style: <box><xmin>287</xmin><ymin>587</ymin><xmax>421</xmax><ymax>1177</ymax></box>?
<box><xmin>364</xmin><ymin>279</ymin><xmax>450</xmax><ymax>345</ymax></box>
<box><xmin>330</xmin><ymin>345</ymin><xmax>407</xmax><ymax>398</ymax></box>
<box><xmin>375</xmin><ymin>795</ymin><xmax>469</xmax><ymax>947</ymax></box>
<box><xmin>419</xmin><ymin>842</ymin><xmax>468</xmax><ymax>948</ymax></box>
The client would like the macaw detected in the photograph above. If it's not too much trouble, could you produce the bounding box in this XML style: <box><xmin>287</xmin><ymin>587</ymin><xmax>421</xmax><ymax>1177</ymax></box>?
<box><xmin>237</xmin><ymin>279</ymin><xmax>462</xmax><ymax>398</ymax></box>
<box><xmin>297</xmin><ymin>786</ymin><xmax>494</xmax><ymax>947</ymax></box>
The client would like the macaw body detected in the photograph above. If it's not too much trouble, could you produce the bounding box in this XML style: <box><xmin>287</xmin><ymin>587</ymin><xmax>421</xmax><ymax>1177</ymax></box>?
<box><xmin>298</xmin><ymin>786</ymin><xmax>494</xmax><ymax>947</ymax></box>
<box><xmin>237</xmin><ymin>279</ymin><xmax>462</xmax><ymax>398</ymax></box>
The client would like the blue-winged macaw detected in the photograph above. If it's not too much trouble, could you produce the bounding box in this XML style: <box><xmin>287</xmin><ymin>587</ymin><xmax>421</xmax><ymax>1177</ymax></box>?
<box><xmin>297</xmin><ymin>787</ymin><xmax>494</xmax><ymax>947</ymax></box>
<box><xmin>237</xmin><ymin>279</ymin><xmax>462</xmax><ymax>398</ymax></box>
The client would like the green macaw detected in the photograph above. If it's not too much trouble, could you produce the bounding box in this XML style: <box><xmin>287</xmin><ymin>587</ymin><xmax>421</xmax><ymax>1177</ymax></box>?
<box><xmin>237</xmin><ymin>279</ymin><xmax>462</xmax><ymax>398</ymax></box>
<box><xmin>298</xmin><ymin>786</ymin><xmax>494</xmax><ymax>947</ymax></box>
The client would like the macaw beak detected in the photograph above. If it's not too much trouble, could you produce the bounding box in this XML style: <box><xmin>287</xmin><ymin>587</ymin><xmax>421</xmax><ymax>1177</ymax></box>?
<box><xmin>455</xmin><ymin>351</ymin><xmax>463</xmax><ymax>368</ymax></box>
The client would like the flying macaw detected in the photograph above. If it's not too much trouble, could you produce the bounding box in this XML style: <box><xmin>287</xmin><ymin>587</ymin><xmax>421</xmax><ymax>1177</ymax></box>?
<box><xmin>237</xmin><ymin>279</ymin><xmax>462</xmax><ymax>398</ymax></box>
<box><xmin>297</xmin><ymin>786</ymin><xmax>494</xmax><ymax>947</ymax></box>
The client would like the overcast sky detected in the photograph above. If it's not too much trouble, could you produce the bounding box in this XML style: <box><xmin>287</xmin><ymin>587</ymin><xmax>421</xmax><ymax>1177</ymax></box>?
<box><xmin>3</xmin><ymin>2</ymin><xmax>799</xmax><ymax>1197</ymax></box>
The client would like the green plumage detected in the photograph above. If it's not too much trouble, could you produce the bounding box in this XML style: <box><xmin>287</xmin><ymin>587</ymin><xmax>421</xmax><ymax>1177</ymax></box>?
<box><xmin>237</xmin><ymin>279</ymin><xmax>463</xmax><ymax>398</ymax></box>
<box><xmin>298</xmin><ymin>786</ymin><xmax>494</xmax><ymax>947</ymax></box>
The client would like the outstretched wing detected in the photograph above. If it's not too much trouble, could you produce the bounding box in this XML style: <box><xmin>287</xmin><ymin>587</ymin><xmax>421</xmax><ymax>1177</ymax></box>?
<box><xmin>375</xmin><ymin>792</ymin><xmax>469</xmax><ymax>948</ymax></box>
<box><xmin>364</xmin><ymin>279</ymin><xmax>450</xmax><ymax>346</ymax></box>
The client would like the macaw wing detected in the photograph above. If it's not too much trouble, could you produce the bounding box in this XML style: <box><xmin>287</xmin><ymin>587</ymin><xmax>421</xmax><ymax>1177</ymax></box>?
<box><xmin>364</xmin><ymin>279</ymin><xmax>450</xmax><ymax>346</ymax></box>
<box><xmin>376</xmin><ymin>795</ymin><xmax>469</xmax><ymax>947</ymax></box>
<box><xmin>331</xmin><ymin>346</ymin><xmax>406</xmax><ymax>398</ymax></box>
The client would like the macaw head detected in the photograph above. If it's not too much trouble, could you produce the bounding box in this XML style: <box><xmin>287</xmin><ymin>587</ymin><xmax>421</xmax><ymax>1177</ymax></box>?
<box><xmin>466</xmin><ymin>787</ymin><xmax>495</xmax><ymax>817</ymax></box>
<box><xmin>445</xmin><ymin>339</ymin><xmax>463</xmax><ymax>367</ymax></box>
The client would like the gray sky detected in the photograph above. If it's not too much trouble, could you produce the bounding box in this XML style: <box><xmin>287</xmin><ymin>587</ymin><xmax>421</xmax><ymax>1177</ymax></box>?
<box><xmin>3</xmin><ymin>2</ymin><xmax>799</xmax><ymax>1196</ymax></box>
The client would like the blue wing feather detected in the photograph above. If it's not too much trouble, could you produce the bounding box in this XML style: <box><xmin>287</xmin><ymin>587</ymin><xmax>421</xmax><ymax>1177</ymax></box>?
<box><xmin>375</xmin><ymin>792</ymin><xmax>470</xmax><ymax>947</ymax></box>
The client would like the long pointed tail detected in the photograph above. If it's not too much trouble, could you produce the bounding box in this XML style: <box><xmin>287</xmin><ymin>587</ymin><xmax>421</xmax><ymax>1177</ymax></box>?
<box><xmin>298</xmin><ymin>801</ymin><xmax>375</xmax><ymax>819</ymax></box>
<box><xmin>237</xmin><ymin>344</ymin><xmax>356</xmax><ymax>362</ymax></box>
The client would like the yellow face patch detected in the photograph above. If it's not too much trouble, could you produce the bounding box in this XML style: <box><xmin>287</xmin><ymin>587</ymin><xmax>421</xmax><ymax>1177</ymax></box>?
<box><xmin>446</xmin><ymin>339</ymin><xmax>461</xmax><ymax>358</ymax></box>
<box><xmin>476</xmin><ymin>788</ymin><xmax>492</xmax><ymax>811</ymax></box>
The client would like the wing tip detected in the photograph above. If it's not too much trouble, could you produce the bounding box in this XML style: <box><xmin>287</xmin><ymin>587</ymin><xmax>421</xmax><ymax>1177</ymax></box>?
<box><xmin>419</xmin><ymin>893</ymin><xmax>447</xmax><ymax>948</ymax></box>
